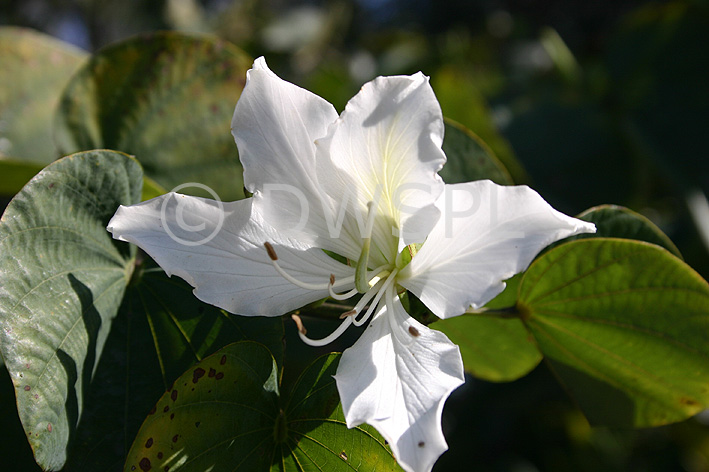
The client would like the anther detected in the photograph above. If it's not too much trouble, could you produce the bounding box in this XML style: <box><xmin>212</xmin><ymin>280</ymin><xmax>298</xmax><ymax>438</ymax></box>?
<box><xmin>339</xmin><ymin>310</ymin><xmax>357</xmax><ymax>319</ymax></box>
<box><xmin>291</xmin><ymin>314</ymin><xmax>307</xmax><ymax>335</ymax></box>
<box><xmin>264</xmin><ymin>242</ymin><xmax>278</xmax><ymax>261</ymax></box>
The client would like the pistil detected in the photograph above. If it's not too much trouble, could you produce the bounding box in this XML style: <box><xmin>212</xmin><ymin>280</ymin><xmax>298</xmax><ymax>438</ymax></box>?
<box><xmin>354</xmin><ymin>201</ymin><xmax>378</xmax><ymax>293</ymax></box>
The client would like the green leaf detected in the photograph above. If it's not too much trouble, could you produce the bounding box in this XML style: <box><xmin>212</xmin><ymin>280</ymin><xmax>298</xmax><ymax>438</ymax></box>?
<box><xmin>141</xmin><ymin>175</ymin><xmax>167</xmax><ymax>202</ymax></box>
<box><xmin>55</xmin><ymin>31</ymin><xmax>251</xmax><ymax>201</ymax></box>
<box><xmin>434</xmin><ymin>314</ymin><xmax>540</xmax><ymax>382</ymax></box>
<box><xmin>0</xmin><ymin>365</ymin><xmax>43</xmax><ymax>471</ymax></box>
<box><xmin>434</xmin><ymin>274</ymin><xmax>542</xmax><ymax>382</ymax></box>
<box><xmin>126</xmin><ymin>346</ymin><xmax>398</xmax><ymax>472</ymax></box>
<box><xmin>0</xmin><ymin>150</ymin><xmax>142</xmax><ymax>470</ymax></box>
<box><xmin>0</xmin><ymin>27</ymin><xmax>87</xmax><ymax>163</ymax></box>
<box><xmin>277</xmin><ymin>352</ymin><xmax>396</xmax><ymax>471</ymax></box>
<box><xmin>573</xmin><ymin>205</ymin><xmax>682</xmax><ymax>258</ymax></box>
<box><xmin>124</xmin><ymin>341</ymin><xmax>279</xmax><ymax>472</ymax></box>
<box><xmin>0</xmin><ymin>159</ymin><xmax>45</xmax><ymax>196</ymax></box>
<box><xmin>62</xmin><ymin>265</ymin><xmax>285</xmax><ymax>472</ymax></box>
<box><xmin>440</xmin><ymin>118</ymin><xmax>513</xmax><ymax>185</ymax></box>
<box><xmin>518</xmin><ymin>238</ymin><xmax>709</xmax><ymax>427</ymax></box>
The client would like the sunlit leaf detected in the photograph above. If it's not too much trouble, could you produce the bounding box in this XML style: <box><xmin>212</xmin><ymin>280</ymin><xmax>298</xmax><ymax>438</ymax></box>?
<box><xmin>434</xmin><ymin>275</ymin><xmax>541</xmax><ymax>382</ymax></box>
<box><xmin>55</xmin><ymin>31</ymin><xmax>251</xmax><ymax>200</ymax></box>
<box><xmin>434</xmin><ymin>314</ymin><xmax>540</xmax><ymax>382</ymax></box>
<box><xmin>0</xmin><ymin>150</ymin><xmax>141</xmax><ymax>470</ymax></box>
<box><xmin>0</xmin><ymin>27</ymin><xmax>87</xmax><ymax>162</ymax></box>
<box><xmin>519</xmin><ymin>238</ymin><xmax>709</xmax><ymax>427</ymax></box>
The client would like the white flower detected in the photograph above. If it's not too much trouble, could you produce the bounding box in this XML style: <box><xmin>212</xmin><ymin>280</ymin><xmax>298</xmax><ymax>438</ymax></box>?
<box><xmin>107</xmin><ymin>57</ymin><xmax>595</xmax><ymax>472</ymax></box>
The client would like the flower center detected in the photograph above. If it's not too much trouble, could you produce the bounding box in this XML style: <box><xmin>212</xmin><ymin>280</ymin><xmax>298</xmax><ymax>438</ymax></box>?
<box><xmin>263</xmin><ymin>201</ymin><xmax>402</xmax><ymax>346</ymax></box>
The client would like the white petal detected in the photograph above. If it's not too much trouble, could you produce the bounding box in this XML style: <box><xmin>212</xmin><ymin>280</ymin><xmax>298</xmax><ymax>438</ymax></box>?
<box><xmin>315</xmin><ymin>73</ymin><xmax>446</xmax><ymax>263</ymax></box>
<box><xmin>335</xmin><ymin>289</ymin><xmax>464</xmax><ymax>472</ymax></box>
<box><xmin>107</xmin><ymin>193</ymin><xmax>354</xmax><ymax>316</ymax></box>
<box><xmin>399</xmin><ymin>181</ymin><xmax>596</xmax><ymax>318</ymax></box>
<box><xmin>231</xmin><ymin>57</ymin><xmax>362</xmax><ymax>260</ymax></box>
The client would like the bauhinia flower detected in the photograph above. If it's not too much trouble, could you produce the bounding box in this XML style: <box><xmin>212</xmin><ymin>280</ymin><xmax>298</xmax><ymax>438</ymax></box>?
<box><xmin>107</xmin><ymin>57</ymin><xmax>596</xmax><ymax>472</ymax></box>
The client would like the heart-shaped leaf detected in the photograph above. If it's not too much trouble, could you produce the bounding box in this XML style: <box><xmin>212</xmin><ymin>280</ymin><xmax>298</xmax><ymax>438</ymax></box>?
<box><xmin>0</xmin><ymin>27</ymin><xmax>87</xmax><ymax>163</ymax></box>
<box><xmin>0</xmin><ymin>150</ymin><xmax>142</xmax><ymax>470</ymax></box>
<box><xmin>519</xmin><ymin>238</ymin><xmax>709</xmax><ymax>427</ymax></box>
<box><xmin>434</xmin><ymin>274</ymin><xmax>542</xmax><ymax>382</ymax></box>
<box><xmin>278</xmin><ymin>352</ymin><xmax>396</xmax><ymax>470</ymax></box>
<box><xmin>126</xmin><ymin>345</ymin><xmax>398</xmax><ymax>471</ymax></box>
<box><xmin>55</xmin><ymin>32</ymin><xmax>251</xmax><ymax>200</ymax></box>
<box><xmin>62</xmin><ymin>265</ymin><xmax>285</xmax><ymax>472</ymax></box>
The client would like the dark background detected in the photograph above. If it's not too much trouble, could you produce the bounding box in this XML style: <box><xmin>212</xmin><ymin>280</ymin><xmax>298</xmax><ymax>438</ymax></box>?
<box><xmin>2</xmin><ymin>0</ymin><xmax>709</xmax><ymax>470</ymax></box>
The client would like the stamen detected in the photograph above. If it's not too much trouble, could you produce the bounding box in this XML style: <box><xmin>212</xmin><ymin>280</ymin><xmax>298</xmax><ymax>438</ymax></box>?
<box><xmin>346</xmin><ymin>278</ymin><xmax>385</xmax><ymax>321</ymax></box>
<box><xmin>329</xmin><ymin>285</ymin><xmax>359</xmax><ymax>301</ymax></box>
<box><xmin>268</xmin><ymin>254</ymin><xmax>330</xmax><ymax>291</ymax></box>
<box><xmin>352</xmin><ymin>269</ymin><xmax>399</xmax><ymax>327</ymax></box>
<box><xmin>264</xmin><ymin>242</ymin><xmax>361</xmax><ymax>292</ymax></box>
<box><xmin>291</xmin><ymin>314</ymin><xmax>307</xmax><ymax>334</ymax></box>
<box><xmin>296</xmin><ymin>316</ymin><xmax>354</xmax><ymax>347</ymax></box>
<box><xmin>328</xmin><ymin>264</ymin><xmax>391</xmax><ymax>301</ymax></box>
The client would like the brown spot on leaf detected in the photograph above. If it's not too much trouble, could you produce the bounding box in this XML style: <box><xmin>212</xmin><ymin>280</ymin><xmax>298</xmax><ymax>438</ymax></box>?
<box><xmin>208</xmin><ymin>368</ymin><xmax>216</xmax><ymax>378</ymax></box>
<box><xmin>24</xmin><ymin>385</ymin><xmax>31</xmax><ymax>391</ymax></box>
<box><xmin>145</xmin><ymin>438</ymin><xmax>153</xmax><ymax>448</ymax></box>
<box><xmin>172</xmin><ymin>434</ymin><xmax>179</xmax><ymax>443</ymax></box>
<box><xmin>215</xmin><ymin>372</ymin><xmax>224</xmax><ymax>380</ymax></box>
<box><xmin>680</xmin><ymin>397</ymin><xmax>699</xmax><ymax>406</ymax></box>
<box><xmin>163</xmin><ymin>405</ymin><xmax>170</xmax><ymax>413</ymax></box>
<box><xmin>192</xmin><ymin>367</ymin><xmax>206</xmax><ymax>384</ymax></box>
<box><xmin>139</xmin><ymin>457</ymin><xmax>151</xmax><ymax>471</ymax></box>
<box><xmin>170</xmin><ymin>413</ymin><xmax>175</xmax><ymax>420</ymax></box>
<box><xmin>195</xmin><ymin>421</ymin><xmax>200</xmax><ymax>428</ymax></box>
<box><xmin>47</xmin><ymin>423</ymin><xmax>52</xmax><ymax>433</ymax></box>
<box><xmin>408</xmin><ymin>326</ymin><xmax>420</xmax><ymax>337</ymax></box>
<box><xmin>157</xmin><ymin>452</ymin><xmax>163</xmax><ymax>460</ymax></box>
<box><xmin>220</xmin><ymin>355</ymin><xmax>226</xmax><ymax>365</ymax></box>
<box><xmin>171</xmin><ymin>390</ymin><xmax>178</xmax><ymax>402</ymax></box>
